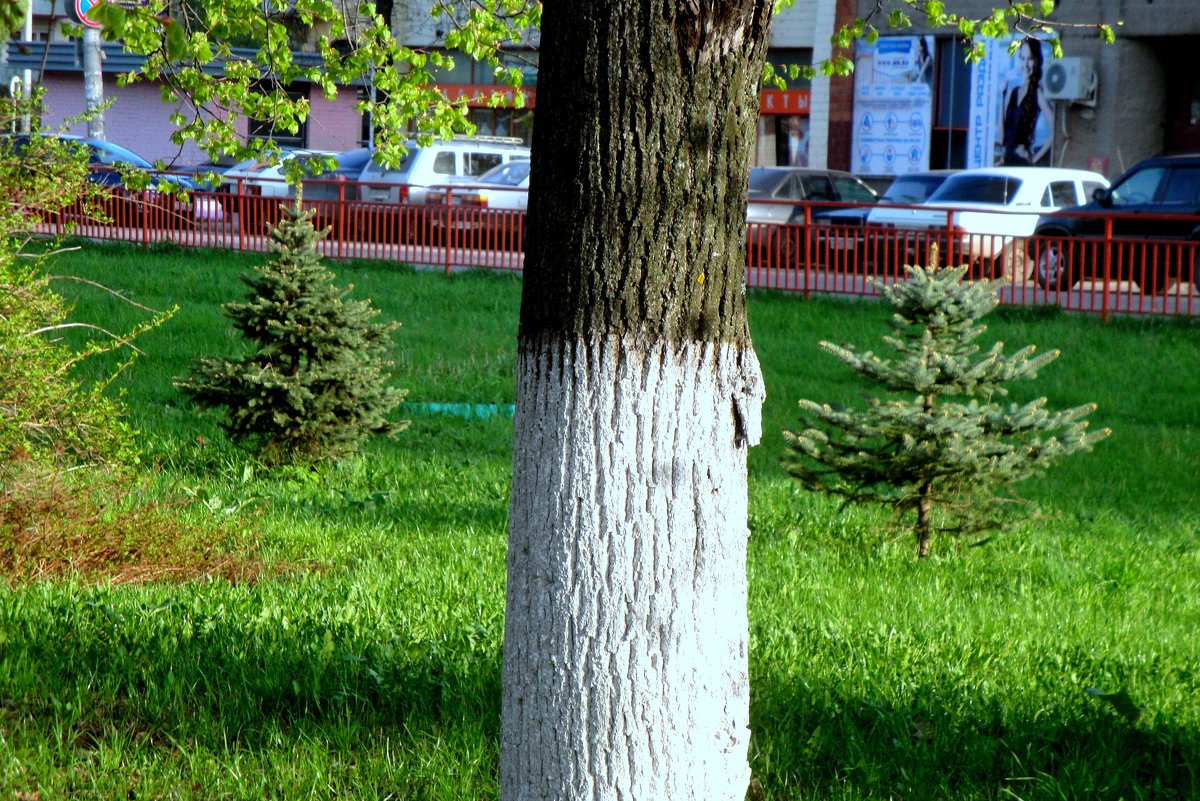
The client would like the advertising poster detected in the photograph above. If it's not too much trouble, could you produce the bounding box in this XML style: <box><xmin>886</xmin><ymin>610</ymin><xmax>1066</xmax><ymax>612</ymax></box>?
<box><xmin>851</xmin><ymin>36</ymin><xmax>934</xmax><ymax>177</ymax></box>
<box><xmin>967</xmin><ymin>35</ymin><xmax>1055</xmax><ymax>168</ymax></box>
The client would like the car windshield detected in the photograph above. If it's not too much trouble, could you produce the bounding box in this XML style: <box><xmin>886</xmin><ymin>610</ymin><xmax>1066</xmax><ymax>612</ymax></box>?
<box><xmin>881</xmin><ymin>174</ymin><xmax>949</xmax><ymax>204</ymax></box>
<box><xmin>929</xmin><ymin>175</ymin><xmax>1022</xmax><ymax>205</ymax></box>
<box><xmin>367</xmin><ymin>146</ymin><xmax>418</xmax><ymax>175</ymax></box>
<box><xmin>87</xmin><ymin>140</ymin><xmax>153</xmax><ymax>169</ymax></box>
<box><xmin>333</xmin><ymin>148</ymin><xmax>374</xmax><ymax>174</ymax></box>
<box><xmin>1108</xmin><ymin>166</ymin><xmax>1166</xmax><ymax>207</ymax></box>
<box><xmin>477</xmin><ymin>159</ymin><xmax>530</xmax><ymax>186</ymax></box>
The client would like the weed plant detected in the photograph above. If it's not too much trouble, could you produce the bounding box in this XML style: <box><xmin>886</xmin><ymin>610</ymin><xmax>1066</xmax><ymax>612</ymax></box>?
<box><xmin>0</xmin><ymin>242</ymin><xmax>1195</xmax><ymax>800</ymax></box>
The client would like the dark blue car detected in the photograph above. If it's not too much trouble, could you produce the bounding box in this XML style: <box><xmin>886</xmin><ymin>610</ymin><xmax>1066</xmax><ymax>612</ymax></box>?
<box><xmin>9</xmin><ymin>133</ymin><xmax>203</xmax><ymax>224</ymax></box>
<box><xmin>1028</xmin><ymin>153</ymin><xmax>1200</xmax><ymax>294</ymax></box>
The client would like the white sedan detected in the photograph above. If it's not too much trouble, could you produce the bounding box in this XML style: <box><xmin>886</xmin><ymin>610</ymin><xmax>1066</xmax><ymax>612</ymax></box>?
<box><xmin>864</xmin><ymin>166</ymin><xmax>1109</xmax><ymax>279</ymax></box>
<box><xmin>221</xmin><ymin>149</ymin><xmax>337</xmax><ymax>198</ymax></box>
<box><xmin>424</xmin><ymin>159</ymin><xmax>530</xmax><ymax>248</ymax></box>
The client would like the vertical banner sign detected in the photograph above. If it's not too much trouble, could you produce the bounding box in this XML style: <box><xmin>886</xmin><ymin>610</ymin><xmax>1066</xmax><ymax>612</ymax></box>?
<box><xmin>69</xmin><ymin>0</ymin><xmax>104</xmax><ymax>27</ymax></box>
<box><xmin>967</xmin><ymin>35</ymin><xmax>1056</xmax><ymax>168</ymax></box>
<box><xmin>851</xmin><ymin>37</ymin><xmax>934</xmax><ymax>177</ymax></box>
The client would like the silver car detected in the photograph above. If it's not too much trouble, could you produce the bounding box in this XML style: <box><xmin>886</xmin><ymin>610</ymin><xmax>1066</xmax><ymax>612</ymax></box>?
<box><xmin>746</xmin><ymin>166</ymin><xmax>879</xmax><ymax>266</ymax></box>
<box><xmin>357</xmin><ymin>136</ymin><xmax>531</xmax><ymax>206</ymax></box>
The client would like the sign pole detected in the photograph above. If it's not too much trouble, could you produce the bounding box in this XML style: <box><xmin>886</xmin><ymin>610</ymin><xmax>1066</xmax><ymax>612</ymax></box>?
<box><xmin>82</xmin><ymin>25</ymin><xmax>105</xmax><ymax>139</ymax></box>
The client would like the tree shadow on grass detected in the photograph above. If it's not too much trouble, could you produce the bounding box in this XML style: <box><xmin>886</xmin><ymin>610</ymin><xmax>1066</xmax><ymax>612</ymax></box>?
<box><xmin>748</xmin><ymin>673</ymin><xmax>1200</xmax><ymax>800</ymax></box>
<box><xmin>0</xmin><ymin>582</ymin><xmax>504</xmax><ymax>757</ymax></box>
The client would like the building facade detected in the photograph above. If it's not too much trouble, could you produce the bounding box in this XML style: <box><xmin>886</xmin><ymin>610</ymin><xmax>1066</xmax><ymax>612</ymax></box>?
<box><xmin>848</xmin><ymin>0</ymin><xmax>1200</xmax><ymax>182</ymax></box>
<box><xmin>375</xmin><ymin>0</ymin><xmax>857</xmax><ymax>169</ymax></box>
<box><xmin>1</xmin><ymin>0</ymin><xmax>361</xmax><ymax>167</ymax></box>
<box><xmin>9</xmin><ymin>1</ymin><xmax>1190</xmax><ymax>184</ymax></box>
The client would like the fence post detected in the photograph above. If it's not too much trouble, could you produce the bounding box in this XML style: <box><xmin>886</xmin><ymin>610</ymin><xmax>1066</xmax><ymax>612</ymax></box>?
<box><xmin>443</xmin><ymin>186</ymin><xmax>453</xmax><ymax>277</ymax></box>
<box><xmin>1101</xmin><ymin>216</ymin><xmax>1112</xmax><ymax>322</ymax></box>
<box><xmin>803</xmin><ymin>204</ymin><xmax>813</xmax><ymax>298</ymax></box>
<box><xmin>141</xmin><ymin>188</ymin><xmax>149</xmax><ymax>249</ymax></box>
<box><xmin>337</xmin><ymin>178</ymin><xmax>346</xmax><ymax>261</ymax></box>
<box><xmin>944</xmin><ymin>208</ymin><xmax>955</xmax><ymax>269</ymax></box>
<box><xmin>235</xmin><ymin>177</ymin><xmax>245</xmax><ymax>253</ymax></box>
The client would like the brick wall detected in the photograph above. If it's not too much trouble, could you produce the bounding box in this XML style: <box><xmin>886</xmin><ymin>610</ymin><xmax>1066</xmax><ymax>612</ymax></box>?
<box><xmin>39</xmin><ymin>75</ymin><xmax>363</xmax><ymax>166</ymax></box>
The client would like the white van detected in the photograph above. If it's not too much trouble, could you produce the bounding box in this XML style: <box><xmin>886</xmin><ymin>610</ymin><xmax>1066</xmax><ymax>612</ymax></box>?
<box><xmin>357</xmin><ymin>136</ymin><xmax>531</xmax><ymax>206</ymax></box>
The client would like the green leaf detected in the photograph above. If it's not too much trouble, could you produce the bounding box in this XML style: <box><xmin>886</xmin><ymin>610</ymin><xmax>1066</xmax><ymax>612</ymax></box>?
<box><xmin>90</xmin><ymin>2</ymin><xmax>128</xmax><ymax>36</ymax></box>
<box><xmin>165</xmin><ymin>19</ymin><xmax>187</xmax><ymax>62</ymax></box>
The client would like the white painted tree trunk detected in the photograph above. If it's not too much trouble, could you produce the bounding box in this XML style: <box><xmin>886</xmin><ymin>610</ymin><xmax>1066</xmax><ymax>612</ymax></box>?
<box><xmin>502</xmin><ymin>335</ymin><xmax>764</xmax><ymax>801</ymax></box>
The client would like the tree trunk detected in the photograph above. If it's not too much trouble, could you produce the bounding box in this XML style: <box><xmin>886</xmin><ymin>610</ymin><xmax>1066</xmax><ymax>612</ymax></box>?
<box><xmin>501</xmin><ymin>2</ymin><xmax>772</xmax><ymax>799</ymax></box>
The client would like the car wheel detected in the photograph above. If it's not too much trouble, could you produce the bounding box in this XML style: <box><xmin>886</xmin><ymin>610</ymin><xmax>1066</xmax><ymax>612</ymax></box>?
<box><xmin>1000</xmin><ymin>240</ymin><xmax>1029</xmax><ymax>283</ymax></box>
<box><xmin>1033</xmin><ymin>234</ymin><xmax>1073</xmax><ymax>291</ymax></box>
<box><xmin>780</xmin><ymin>227</ymin><xmax>800</xmax><ymax>268</ymax></box>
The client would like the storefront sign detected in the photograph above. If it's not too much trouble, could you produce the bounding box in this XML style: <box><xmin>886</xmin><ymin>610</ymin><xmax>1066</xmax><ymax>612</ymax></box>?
<box><xmin>759</xmin><ymin>89</ymin><xmax>810</xmax><ymax>115</ymax></box>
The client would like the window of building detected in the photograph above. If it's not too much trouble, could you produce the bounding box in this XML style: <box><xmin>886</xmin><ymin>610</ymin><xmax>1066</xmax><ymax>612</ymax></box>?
<box><xmin>248</xmin><ymin>85</ymin><xmax>309</xmax><ymax>149</ymax></box>
<box><xmin>767</xmin><ymin>49</ymin><xmax>814</xmax><ymax>89</ymax></box>
<box><xmin>929</xmin><ymin>39</ymin><xmax>972</xmax><ymax>169</ymax></box>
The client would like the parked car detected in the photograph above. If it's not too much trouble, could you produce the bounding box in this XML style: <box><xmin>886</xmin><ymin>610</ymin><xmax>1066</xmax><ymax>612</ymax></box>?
<box><xmin>297</xmin><ymin>147</ymin><xmax>375</xmax><ymax>238</ymax></box>
<box><xmin>813</xmin><ymin>169</ymin><xmax>955</xmax><ymax>268</ymax></box>
<box><xmin>7</xmin><ymin>133</ymin><xmax>205</xmax><ymax>225</ymax></box>
<box><xmin>300</xmin><ymin>147</ymin><xmax>374</xmax><ymax>203</ymax></box>
<box><xmin>864</xmin><ymin>166</ymin><xmax>1109</xmax><ymax>278</ymax></box>
<box><xmin>358</xmin><ymin>136</ymin><xmax>531</xmax><ymax>206</ymax></box>
<box><xmin>356</xmin><ymin>136</ymin><xmax>530</xmax><ymax>243</ymax></box>
<box><xmin>745</xmin><ymin>166</ymin><xmax>879</xmax><ymax>266</ymax></box>
<box><xmin>423</xmin><ymin>158</ymin><xmax>530</xmax><ymax>248</ymax></box>
<box><xmin>221</xmin><ymin>149</ymin><xmax>337</xmax><ymax>198</ymax></box>
<box><xmin>1027</xmin><ymin>153</ymin><xmax>1200</xmax><ymax>294</ymax></box>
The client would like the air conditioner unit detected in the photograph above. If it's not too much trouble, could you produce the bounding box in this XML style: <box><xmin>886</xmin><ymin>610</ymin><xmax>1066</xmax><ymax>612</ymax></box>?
<box><xmin>1044</xmin><ymin>57</ymin><xmax>1096</xmax><ymax>103</ymax></box>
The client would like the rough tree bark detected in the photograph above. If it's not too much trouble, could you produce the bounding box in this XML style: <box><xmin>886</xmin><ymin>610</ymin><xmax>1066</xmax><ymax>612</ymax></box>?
<box><xmin>501</xmin><ymin>2</ymin><xmax>773</xmax><ymax>799</ymax></box>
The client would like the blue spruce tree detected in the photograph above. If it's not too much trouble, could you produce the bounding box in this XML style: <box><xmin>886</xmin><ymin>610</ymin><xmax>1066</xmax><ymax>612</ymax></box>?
<box><xmin>178</xmin><ymin>199</ymin><xmax>406</xmax><ymax>464</ymax></box>
<box><xmin>784</xmin><ymin>248</ymin><xmax>1109</xmax><ymax>557</ymax></box>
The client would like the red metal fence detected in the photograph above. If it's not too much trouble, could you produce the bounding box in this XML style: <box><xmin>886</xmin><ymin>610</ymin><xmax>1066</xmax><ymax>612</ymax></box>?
<box><xmin>30</xmin><ymin>180</ymin><xmax>1200</xmax><ymax>318</ymax></box>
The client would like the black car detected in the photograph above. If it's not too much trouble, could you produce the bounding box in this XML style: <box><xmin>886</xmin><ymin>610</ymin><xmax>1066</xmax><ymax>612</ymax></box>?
<box><xmin>812</xmin><ymin>170</ymin><xmax>955</xmax><ymax>269</ymax></box>
<box><xmin>1028</xmin><ymin>153</ymin><xmax>1200</xmax><ymax>294</ymax></box>
<box><xmin>814</xmin><ymin>170</ymin><xmax>955</xmax><ymax>228</ymax></box>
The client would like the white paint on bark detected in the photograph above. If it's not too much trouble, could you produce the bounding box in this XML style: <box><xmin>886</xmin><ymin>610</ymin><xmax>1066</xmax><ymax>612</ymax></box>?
<box><xmin>501</xmin><ymin>334</ymin><xmax>764</xmax><ymax>801</ymax></box>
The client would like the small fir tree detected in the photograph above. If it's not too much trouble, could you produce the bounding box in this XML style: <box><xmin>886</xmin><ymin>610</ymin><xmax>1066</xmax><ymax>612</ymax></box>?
<box><xmin>178</xmin><ymin>200</ymin><xmax>406</xmax><ymax>464</ymax></box>
<box><xmin>783</xmin><ymin>248</ymin><xmax>1109</xmax><ymax>557</ymax></box>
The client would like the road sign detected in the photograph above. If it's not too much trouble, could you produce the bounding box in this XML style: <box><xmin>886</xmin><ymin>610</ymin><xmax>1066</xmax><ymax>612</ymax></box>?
<box><xmin>70</xmin><ymin>0</ymin><xmax>103</xmax><ymax>28</ymax></box>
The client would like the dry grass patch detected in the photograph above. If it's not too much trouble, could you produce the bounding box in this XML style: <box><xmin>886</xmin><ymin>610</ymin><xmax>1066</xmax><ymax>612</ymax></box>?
<box><xmin>0</xmin><ymin>461</ymin><xmax>270</xmax><ymax>586</ymax></box>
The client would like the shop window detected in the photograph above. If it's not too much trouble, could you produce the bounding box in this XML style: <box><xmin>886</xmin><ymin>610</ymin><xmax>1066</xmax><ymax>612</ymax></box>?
<box><xmin>929</xmin><ymin>39</ymin><xmax>971</xmax><ymax>169</ymax></box>
<box><xmin>767</xmin><ymin>49</ymin><xmax>814</xmax><ymax>89</ymax></box>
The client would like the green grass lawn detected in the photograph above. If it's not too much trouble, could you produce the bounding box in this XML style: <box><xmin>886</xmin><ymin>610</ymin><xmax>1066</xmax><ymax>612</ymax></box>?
<box><xmin>1</xmin><ymin>241</ymin><xmax>1197</xmax><ymax>800</ymax></box>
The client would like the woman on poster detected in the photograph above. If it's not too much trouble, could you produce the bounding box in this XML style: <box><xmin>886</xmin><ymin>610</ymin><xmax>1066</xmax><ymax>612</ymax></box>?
<box><xmin>1000</xmin><ymin>39</ymin><xmax>1054</xmax><ymax>166</ymax></box>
